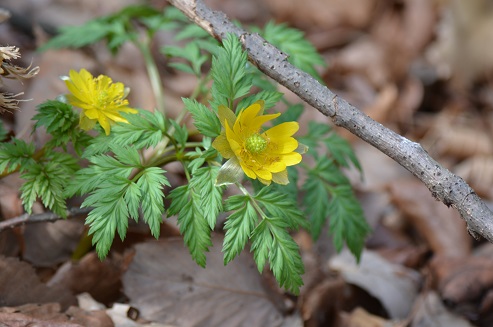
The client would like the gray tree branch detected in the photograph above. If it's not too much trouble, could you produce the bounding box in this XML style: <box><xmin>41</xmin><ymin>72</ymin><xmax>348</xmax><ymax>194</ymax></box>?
<box><xmin>167</xmin><ymin>0</ymin><xmax>493</xmax><ymax>242</ymax></box>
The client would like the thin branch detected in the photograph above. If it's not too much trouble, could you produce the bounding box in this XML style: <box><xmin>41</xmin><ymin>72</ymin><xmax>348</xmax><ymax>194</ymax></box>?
<box><xmin>0</xmin><ymin>207</ymin><xmax>91</xmax><ymax>231</ymax></box>
<box><xmin>167</xmin><ymin>0</ymin><xmax>493</xmax><ymax>242</ymax></box>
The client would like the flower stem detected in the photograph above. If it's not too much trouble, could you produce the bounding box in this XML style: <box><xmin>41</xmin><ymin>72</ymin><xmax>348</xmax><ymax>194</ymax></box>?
<box><xmin>135</xmin><ymin>36</ymin><xmax>165</xmax><ymax>115</ymax></box>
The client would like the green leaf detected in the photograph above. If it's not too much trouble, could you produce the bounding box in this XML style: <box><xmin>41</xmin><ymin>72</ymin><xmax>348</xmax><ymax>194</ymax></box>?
<box><xmin>20</xmin><ymin>154</ymin><xmax>76</xmax><ymax>217</ymax></box>
<box><xmin>38</xmin><ymin>20</ymin><xmax>114</xmax><ymax>51</ymax></box>
<box><xmin>84</xmin><ymin>110</ymin><xmax>167</xmax><ymax>157</ymax></box>
<box><xmin>223</xmin><ymin>195</ymin><xmax>257</xmax><ymax>264</ymax></box>
<box><xmin>302</xmin><ymin>157</ymin><xmax>370</xmax><ymax>260</ymax></box>
<box><xmin>254</xmin><ymin>187</ymin><xmax>308</xmax><ymax>230</ymax></box>
<box><xmin>168</xmin><ymin>185</ymin><xmax>212</xmax><ymax>267</ymax></box>
<box><xmin>182</xmin><ymin>98</ymin><xmax>221</xmax><ymax>138</ymax></box>
<box><xmin>273</xmin><ymin>103</ymin><xmax>304</xmax><ymax>125</ymax></box>
<box><xmin>82</xmin><ymin>177</ymin><xmax>132</xmax><ymax>258</ymax></box>
<box><xmin>250</xmin><ymin>217</ymin><xmax>304</xmax><ymax>295</ymax></box>
<box><xmin>64</xmin><ymin>152</ymin><xmax>134</xmax><ymax>197</ymax></box>
<box><xmin>136</xmin><ymin>167</ymin><xmax>169</xmax><ymax>238</ymax></box>
<box><xmin>189</xmin><ymin>166</ymin><xmax>224</xmax><ymax>229</ymax></box>
<box><xmin>163</xmin><ymin>43</ymin><xmax>209</xmax><ymax>76</ymax></box>
<box><xmin>250</xmin><ymin>219</ymin><xmax>272</xmax><ymax>274</ymax></box>
<box><xmin>267</xmin><ymin>217</ymin><xmax>304</xmax><ymax>294</ymax></box>
<box><xmin>259</xmin><ymin>21</ymin><xmax>325</xmax><ymax>81</ymax></box>
<box><xmin>210</xmin><ymin>33</ymin><xmax>252</xmax><ymax>109</ymax></box>
<box><xmin>0</xmin><ymin>139</ymin><xmax>36</xmax><ymax>173</ymax></box>
<box><xmin>236</xmin><ymin>90</ymin><xmax>284</xmax><ymax>112</ymax></box>
<box><xmin>324</xmin><ymin>133</ymin><xmax>362</xmax><ymax>171</ymax></box>
<box><xmin>39</xmin><ymin>5</ymin><xmax>161</xmax><ymax>53</ymax></box>
<box><xmin>328</xmin><ymin>185</ymin><xmax>371</xmax><ymax>260</ymax></box>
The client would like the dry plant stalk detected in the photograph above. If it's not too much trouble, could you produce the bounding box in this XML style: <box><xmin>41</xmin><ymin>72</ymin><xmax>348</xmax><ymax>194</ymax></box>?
<box><xmin>0</xmin><ymin>44</ymin><xmax>40</xmax><ymax>113</ymax></box>
<box><xmin>166</xmin><ymin>0</ymin><xmax>493</xmax><ymax>242</ymax></box>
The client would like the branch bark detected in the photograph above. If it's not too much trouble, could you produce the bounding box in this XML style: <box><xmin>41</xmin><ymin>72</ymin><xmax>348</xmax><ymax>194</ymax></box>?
<box><xmin>0</xmin><ymin>207</ymin><xmax>91</xmax><ymax>231</ymax></box>
<box><xmin>167</xmin><ymin>0</ymin><xmax>493</xmax><ymax>242</ymax></box>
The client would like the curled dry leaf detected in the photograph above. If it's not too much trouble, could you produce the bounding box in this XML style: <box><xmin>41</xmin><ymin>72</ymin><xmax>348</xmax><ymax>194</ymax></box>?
<box><xmin>454</xmin><ymin>155</ymin><xmax>493</xmax><ymax>199</ymax></box>
<box><xmin>339</xmin><ymin>307</ymin><xmax>393</xmax><ymax>327</ymax></box>
<box><xmin>433</xmin><ymin>125</ymin><xmax>493</xmax><ymax>160</ymax></box>
<box><xmin>48</xmin><ymin>252</ymin><xmax>124</xmax><ymax>305</ymax></box>
<box><xmin>430</xmin><ymin>255</ymin><xmax>493</xmax><ymax>323</ymax></box>
<box><xmin>410</xmin><ymin>292</ymin><xmax>474</xmax><ymax>327</ymax></box>
<box><xmin>328</xmin><ymin>250</ymin><xmax>421</xmax><ymax>319</ymax></box>
<box><xmin>388</xmin><ymin>179</ymin><xmax>472</xmax><ymax>258</ymax></box>
<box><xmin>123</xmin><ymin>236</ymin><xmax>298</xmax><ymax>327</ymax></box>
<box><xmin>0</xmin><ymin>256</ymin><xmax>76</xmax><ymax>308</ymax></box>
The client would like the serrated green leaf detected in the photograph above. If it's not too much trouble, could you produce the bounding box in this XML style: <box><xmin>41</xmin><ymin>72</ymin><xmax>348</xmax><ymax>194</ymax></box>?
<box><xmin>210</xmin><ymin>33</ymin><xmax>252</xmax><ymax>109</ymax></box>
<box><xmin>20</xmin><ymin>158</ymin><xmax>73</xmax><ymax>217</ymax></box>
<box><xmin>136</xmin><ymin>167</ymin><xmax>169</xmax><ymax>238</ymax></box>
<box><xmin>163</xmin><ymin>43</ymin><xmax>208</xmax><ymax>76</ymax></box>
<box><xmin>38</xmin><ymin>20</ymin><xmax>113</xmax><ymax>51</ymax></box>
<box><xmin>259</xmin><ymin>21</ymin><xmax>325</xmax><ymax>81</ymax></box>
<box><xmin>182</xmin><ymin>98</ymin><xmax>221</xmax><ymax>138</ymax></box>
<box><xmin>267</xmin><ymin>216</ymin><xmax>304</xmax><ymax>294</ymax></box>
<box><xmin>250</xmin><ymin>217</ymin><xmax>304</xmax><ymax>294</ymax></box>
<box><xmin>302</xmin><ymin>157</ymin><xmax>370</xmax><ymax>260</ymax></box>
<box><xmin>254</xmin><ymin>186</ymin><xmax>308</xmax><ymax>230</ymax></box>
<box><xmin>324</xmin><ymin>133</ymin><xmax>362</xmax><ymax>171</ymax></box>
<box><xmin>168</xmin><ymin>185</ymin><xmax>212</xmax><ymax>267</ymax></box>
<box><xmin>328</xmin><ymin>185</ymin><xmax>370</xmax><ymax>260</ymax></box>
<box><xmin>273</xmin><ymin>103</ymin><xmax>304</xmax><ymax>125</ymax></box>
<box><xmin>189</xmin><ymin>166</ymin><xmax>224</xmax><ymax>229</ymax></box>
<box><xmin>250</xmin><ymin>219</ymin><xmax>272</xmax><ymax>274</ymax></box>
<box><xmin>223</xmin><ymin>195</ymin><xmax>257</xmax><ymax>264</ymax></box>
<box><xmin>0</xmin><ymin>139</ymin><xmax>36</xmax><ymax>173</ymax></box>
<box><xmin>83</xmin><ymin>110</ymin><xmax>167</xmax><ymax>157</ymax></box>
<box><xmin>111</xmin><ymin>145</ymin><xmax>142</xmax><ymax>167</ymax></box>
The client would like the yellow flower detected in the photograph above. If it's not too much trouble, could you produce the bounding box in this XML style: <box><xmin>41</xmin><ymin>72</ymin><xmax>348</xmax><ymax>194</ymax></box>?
<box><xmin>212</xmin><ymin>100</ymin><xmax>303</xmax><ymax>185</ymax></box>
<box><xmin>65</xmin><ymin>69</ymin><xmax>137</xmax><ymax>135</ymax></box>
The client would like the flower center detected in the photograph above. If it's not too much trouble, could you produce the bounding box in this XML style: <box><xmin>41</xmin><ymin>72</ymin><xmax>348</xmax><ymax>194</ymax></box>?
<box><xmin>245</xmin><ymin>133</ymin><xmax>267</xmax><ymax>154</ymax></box>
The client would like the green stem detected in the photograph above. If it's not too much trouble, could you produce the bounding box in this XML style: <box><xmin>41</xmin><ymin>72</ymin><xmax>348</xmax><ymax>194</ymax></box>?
<box><xmin>135</xmin><ymin>36</ymin><xmax>165</xmax><ymax>115</ymax></box>
<box><xmin>236</xmin><ymin>182</ymin><xmax>268</xmax><ymax>219</ymax></box>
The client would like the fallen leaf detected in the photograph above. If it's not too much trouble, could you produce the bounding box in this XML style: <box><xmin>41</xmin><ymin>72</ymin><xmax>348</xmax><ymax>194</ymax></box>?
<box><xmin>0</xmin><ymin>256</ymin><xmax>76</xmax><ymax>309</ymax></box>
<box><xmin>123</xmin><ymin>236</ymin><xmax>295</xmax><ymax>327</ymax></box>
<box><xmin>329</xmin><ymin>250</ymin><xmax>421</xmax><ymax>319</ymax></box>
<box><xmin>411</xmin><ymin>292</ymin><xmax>474</xmax><ymax>327</ymax></box>
<box><xmin>388</xmin><ymin>179</ymin><xmax>472</xmax><ymax>258</ymax></box>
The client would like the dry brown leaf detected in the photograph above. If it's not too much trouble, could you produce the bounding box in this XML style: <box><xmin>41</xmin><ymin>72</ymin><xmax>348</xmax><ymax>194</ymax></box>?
<box><xmin>48</xmin><ymin>252</ymin><xmax>124</xmax><ymax>305</ymax></box>
<box><xmin>454</xmin><ymin>155</ymin><xmax>493</xmax><ymax>199</ymax></box>
<box><xmin>123</xmin><ymin>236</ymin><xmax>298</xmax><ymax>327</ymax></box>
<box><xmin>434</xmin><ymin>125</ymin><xmax>493</xmax><ymax>160</ymax></box>
<box><xmin>264</xmin><ymin>0</ymin><xmax>376</xmax><ymax>31</ymax></box>
<box><xmin>0</xmin><ymin>256</ymin><xmax>76</xmax><ymax>308</ymax></box>
<box><xmin>339</xmin><ymin>307</ymin><xmax>394</xmax><ymax>327</ymax></box>
<box><xmin>388</xmin><ymin>179</ymin><xmax>472</xmax><ymax>258</ymax></box>
<box><xmin>0</xmin><ymin>303</ymin><xmax>113</xmax><ymax>327</ymax></box>
<box><xmin>22</xmin><ymin>218</ymin><xmax>85</xmax><ymax>267</ymax></box>
<box><xmin>410</xmin><ymin>292</ymin><xmax>474</xmax><ymax>327</ymax></box>
<box><xmin>329</xmin><ymin>250</ymin><xmax>421</xmax><ymax>319</ymax></box>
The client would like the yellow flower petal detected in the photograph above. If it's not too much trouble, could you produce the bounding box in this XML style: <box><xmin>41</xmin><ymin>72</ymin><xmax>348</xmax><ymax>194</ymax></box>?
<box><xmin>212</xmin><ymin>133</ymin><xmax>234</xmax><ymax>158</ymax></box>
<box><xmin>212</xmin><ymin>99</ymin><xmax>304</xmax><ymax>185</ymax></box>
<box><xmin>281</xmin><ymin>152</ymin><xmax>302</xmax><ymax>166</ymax></box>
<box><xmin>265</xmin><ymin>122</ymin><xmax>299</xmax><ymax>139</ymax></box>
<box><xmin>218</xmin><ymin>105</ymin><xmax>236</xmax><ymax>128</ymax></box>
<box><xmin>65</xmin><ymin>69</ymin><xmax>137</xmax><ymax>135</ymax></box>
<box><xmin>272</xmin><ymin>170</ymin><xmax>289</xmax><ymax>185</ymax></box>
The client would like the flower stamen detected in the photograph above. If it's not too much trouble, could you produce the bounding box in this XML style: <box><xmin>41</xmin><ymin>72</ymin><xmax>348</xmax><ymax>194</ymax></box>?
<box><xmin>245</xmin><ymin>133</ymin><xmax>267</xmax><ymax>154</ymax></box>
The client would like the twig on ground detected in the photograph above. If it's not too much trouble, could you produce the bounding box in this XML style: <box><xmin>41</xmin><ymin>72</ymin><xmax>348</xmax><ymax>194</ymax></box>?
<box><xmin>167</xmin><ymin>0</ymin><xmax>493</xmax><ymax>242</ymax></box>
<box><xmin>0</xmin><ymin>207</ymin><xmax>91</xmax><ymax>231</ymax></box>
